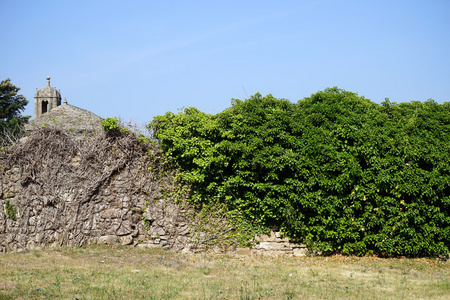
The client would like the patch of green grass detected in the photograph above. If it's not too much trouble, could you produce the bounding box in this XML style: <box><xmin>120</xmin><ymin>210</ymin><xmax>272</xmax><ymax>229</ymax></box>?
<box><xmin>0</xmin><ymin>245</ymin><xmax>448</xmax><ymax>299</ymax></box>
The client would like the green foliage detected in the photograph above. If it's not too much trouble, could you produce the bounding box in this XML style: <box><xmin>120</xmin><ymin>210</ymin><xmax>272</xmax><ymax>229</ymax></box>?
<box><xmin>5</xmin><ymin>200</ymin><xmax>17</xmax><ymax>221</ymax></box>
<box><xmin>188</xmin><ymin>202</ymin><xmax>265</xmax><ymax>248</ymax></box>
<box><xmin>137</xmin><ymin>135</ymin><xmax>151</xmax><ymax>144</ymax></box>
<box><xmin>149</xmin><ymin>88</ymin><xmax>450</xmax><ymax>257</ymax></box>
<box><xmin>101</xmin><ymin>117</ymin><xmax>136</xmax><ymax>138</ymax></box>
<box><xmin>101</xmin><ymin>117</ymin><xmax>120</xmax><ymax>131</ymax></box>
<box><xmin>0</xmin><ymin>78</ymin><xmax>29</xmax><ymax>142</ymax></box>
<box><xmin>150</xmin><ymin>107</ymin><xmax>226</xmax><ymax>200</ymax></box>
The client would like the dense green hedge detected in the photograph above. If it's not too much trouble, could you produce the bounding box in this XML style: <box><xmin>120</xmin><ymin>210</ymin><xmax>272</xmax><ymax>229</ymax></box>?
<box><xmin>149</xmin><ymin>88</ymin><xmax>450</xmax><ymax>257</ymax></box>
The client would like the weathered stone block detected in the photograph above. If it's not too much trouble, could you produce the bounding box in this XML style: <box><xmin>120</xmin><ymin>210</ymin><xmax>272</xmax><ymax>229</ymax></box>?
<box><xmin>98</xmin><ymin>235</ymin><xmax>118</xmax><ymax>245</ymax></box>
<box><xmin>151</xmin><ymin>226</ymin><xmax>165</xmax><ymax>237</ymax></box>
<box><xmin>90</xmin><ymin>230</ymin><xmax>102</xmax><ymax>237</ymax></box>
<box><xmin>293</xmin><ymin>247</ymin><xmax>308</xmax><ymax>257</ymax></box>
<box><xmin>101</xmin><ymin>209</ymin><xmax>120</xmax><ymax>219</ymax></box>
<box><xmin>256</xmin><ymin>241</ymin><xmax>290</xmax><ymax>251</ymax></box>
<box><xmin>176</xmin><ymin>235</ymin><xmax>187</xmax><ymax>244</ymax></box>
<box><xmin>136</xmin><ymin>243</ymin><xmax>160</xmax><ymax>249</ymax></box>
<box><xmin>290</xmin><ymin>243</ymin><xmax>307</xmax><ymax>248</ymax></box>
<box><xmin>62</xmin><ymin>193</ymin><xmax>74</xmax><ymax>203</ymax></box>
<box><xmin>116</xmin><ymin>221</ymin><xmax>132</xmax><ymax>236</ymax></box>
<box><xmin>120</xmin><ymin>235</ymin><xmax>133</xmax><ymax>245</ymax></box>
<box><xmin>178</xmin><ymin>224</ymin><xmax>190</xmax><ymax>235</ymax></box>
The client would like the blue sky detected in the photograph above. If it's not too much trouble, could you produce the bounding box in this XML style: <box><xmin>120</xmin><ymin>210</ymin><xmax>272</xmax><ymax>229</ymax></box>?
<box><xmin>2</xmin><ymin>0</ymin><xmax>450</xmax><ymax>124</ymax></box>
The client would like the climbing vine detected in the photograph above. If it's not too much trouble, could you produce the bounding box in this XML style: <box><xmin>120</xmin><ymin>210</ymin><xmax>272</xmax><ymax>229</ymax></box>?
<box><xmin>149</xmin><ymin>88</ymin><xmax>450</xmax><ymax>257</ymax></box>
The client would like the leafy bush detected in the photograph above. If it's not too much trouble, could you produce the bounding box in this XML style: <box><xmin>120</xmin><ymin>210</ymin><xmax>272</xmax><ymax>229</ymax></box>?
<box><xmin>101</xmin><ymin>117</ymin><xmax>135</xmax><ymax>138</ymax></box>
<box><xmin>101</xmin><ymin>117</ymin><xmax>120</xmax><ymax>131</ymax></box>
<box><xmin>149</xmin><ymin>88</ymin><xmax>450</xmax><ymax>257</ymax></box>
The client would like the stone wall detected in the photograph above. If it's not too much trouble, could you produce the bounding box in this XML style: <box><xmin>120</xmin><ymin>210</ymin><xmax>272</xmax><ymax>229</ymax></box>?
<box><xmin>252</xmin><ymin>230</ymin><xmax>308</xmax><ymax>257</ymax></box>
<box><xmin>0</xmin><ymin>128</ymin><xmax>308</xmax><ymax>256</ymax></box>
<box><xmin>0</xmin><ymin>128</ymin><xmax>193</xmax><ymax>252</ymax></box>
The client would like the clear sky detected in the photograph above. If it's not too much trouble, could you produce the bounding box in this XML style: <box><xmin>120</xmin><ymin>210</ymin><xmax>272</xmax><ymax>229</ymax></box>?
<box><xmin>2</xmin><ymin>0</ymin><xmax>450</xmax><ymax>124</ymax></box>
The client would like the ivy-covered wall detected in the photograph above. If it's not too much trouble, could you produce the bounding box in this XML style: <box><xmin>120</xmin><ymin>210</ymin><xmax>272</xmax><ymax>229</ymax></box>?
<box><xmin>150</xmin><ymin>88</ymin><xmax>450</xmax><ymax>257</ymax></box>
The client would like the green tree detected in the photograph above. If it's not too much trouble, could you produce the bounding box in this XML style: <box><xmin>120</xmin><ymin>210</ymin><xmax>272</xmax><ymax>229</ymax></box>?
<box><xmin>0</xmin><ymin>78</ymin><xmax>29</xmax><ymax>140</ymax></box>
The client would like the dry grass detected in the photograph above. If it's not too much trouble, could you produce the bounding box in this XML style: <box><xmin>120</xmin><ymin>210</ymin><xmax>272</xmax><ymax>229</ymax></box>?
<box><xmin>0</xmin><ymin>244</ymin><xmax>449</xmax><ymax>299</ymax></box>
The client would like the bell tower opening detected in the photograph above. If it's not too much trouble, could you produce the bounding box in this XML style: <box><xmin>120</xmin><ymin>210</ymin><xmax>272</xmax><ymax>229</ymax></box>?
<box><xmin>34</xmin><ymin>76</ymin><xmax>62</xmax><ymax>118</ymax></box>
<box><xmin>41</xmin><ymin>101</ymin><xmax>48</xmax><ymax>114</ymax></box>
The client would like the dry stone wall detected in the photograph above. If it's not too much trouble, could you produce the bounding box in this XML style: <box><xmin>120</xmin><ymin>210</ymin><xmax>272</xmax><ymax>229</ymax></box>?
<box><xmin>0</xmin><ymin>127</ymin><xmax>308</xmax><ymax>256</ymax></box>
<box><xmin>252</xmin><ymin>230</ymin><xmax>308</xmax><ymax>257</ymax></box>
<box><xmin>0</xmin><ymin>128</ymin><xmax>193</xmax><ymax>252</ymax></box>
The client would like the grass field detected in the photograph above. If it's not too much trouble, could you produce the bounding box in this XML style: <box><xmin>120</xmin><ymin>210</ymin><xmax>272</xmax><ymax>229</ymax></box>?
<box><xmin>0</xmin><ymin>245</ymin><xmax>449</xmax><ymax>299</ymax></box>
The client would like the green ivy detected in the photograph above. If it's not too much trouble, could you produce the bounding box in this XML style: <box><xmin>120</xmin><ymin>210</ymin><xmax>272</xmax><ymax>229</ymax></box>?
<box><xmin>149</xmin><ymin>88</ymin><xmax>450</xmax><ymax>257</ymax></box>
<box><xmin>5</xmin><ymin>200</ymin><xmax>16</xmax><ymax>221</ymax></box>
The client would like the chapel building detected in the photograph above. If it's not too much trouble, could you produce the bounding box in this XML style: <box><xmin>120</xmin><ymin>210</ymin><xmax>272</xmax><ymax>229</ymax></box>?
<box><xmin>27</xmin><ymin>77</ymin><xmax>103</xmax><ymax>132</ymax></box>
<box><xmin>34</xmin><ymin>76</ymin><xmax>62</xmax><ymax>117</ymax></box>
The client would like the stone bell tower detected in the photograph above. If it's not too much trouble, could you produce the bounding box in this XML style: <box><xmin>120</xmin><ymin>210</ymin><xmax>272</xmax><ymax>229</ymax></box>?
<box><xmin>34</xmin><ymin>76</ymin><xmax>62</xmax><ymax>118</ymax></box>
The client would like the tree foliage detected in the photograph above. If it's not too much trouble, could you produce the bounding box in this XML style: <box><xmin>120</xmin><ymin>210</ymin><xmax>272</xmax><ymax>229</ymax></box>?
<box><xmin>149</xmin><ymin>88</ymin><xmax>450</xmax><ymax>257</ymax></box>
<box><xmin>0</xmin><ymin>78</ymin><xmax>29</xmax><ymax>141</ymax></box>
